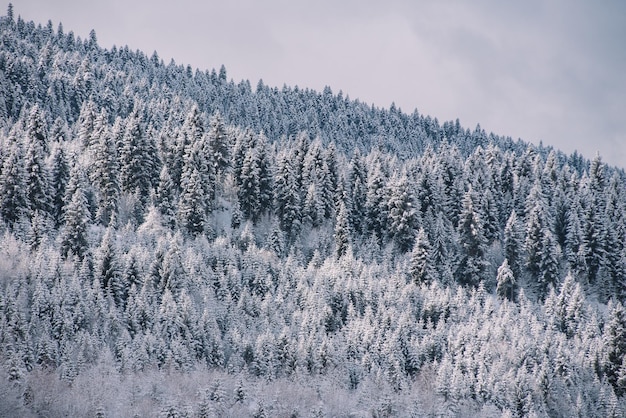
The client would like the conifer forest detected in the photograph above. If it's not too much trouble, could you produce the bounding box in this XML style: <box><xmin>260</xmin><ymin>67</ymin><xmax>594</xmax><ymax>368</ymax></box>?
<box><xmin>1</xmin><ymin>5</ymin><xmax>626</xmax><ymax>417</ymax></box>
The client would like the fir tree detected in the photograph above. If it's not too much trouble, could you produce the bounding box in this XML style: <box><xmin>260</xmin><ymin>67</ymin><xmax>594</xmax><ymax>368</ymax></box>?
<box><xmin>387</xmin><ymin>174</ymin><xmax>418</xmax><ymax>253</ymax></box>
<box><xmin>60</xmin><ymin>186</ymin><xmax>90</xmax><ymax>259</ymax></box>
<box><xmin>178</xmin><ymin>166</ymin><xmax>207</xmax><ymax>237</ymax></box>
<box><xmin>410</xmin><ymin>228</ymin><xmax>433</xmax><ymax>285</ymax></box>
<box><xmin>348</xmin><ymin>149</ymin><xmax>367</xmax><ymax>234</ymax></box>
<box><xmin>335</xmin><ymin>201</ymin><xmax>351</xmax><ymax>259</ymax></box>
<box><xmin>0</xmin><ymin>143</ymin><xmax>26</xmax><ymax>226</ymax></box>
<box><xmin>456</xmin><ymin>187</ymin><xmax>488</xmax><ymax>287</ymax></box>
<box><xmin>50</xmin><ymin>146</ymin><xmax>70</xmax><ymax>227</ymax></box>
<box><xmin>496</xmin><ymin>259</ymin><xmax>517</xmax><ymax>302</ymax></box>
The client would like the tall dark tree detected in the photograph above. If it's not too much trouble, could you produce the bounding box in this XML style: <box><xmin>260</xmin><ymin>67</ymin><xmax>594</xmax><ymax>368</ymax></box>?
<box><xmin>50</xmin><ymin>146</ymin><xmax>70</xmax><ymax>227</ymax></box>
<box><xmin>410</xmin><ymin>228</ymin><xmax>434</xmax><ymax>285</ymax></box>
<box><xmin>387</xmin><ymin>173</ymin><xmax>418</xmax><ymax>253</ymax></box>
<box><xmin>207</xmin><ymin>111</ymin><xmax>230</xmax><ymax>176</ymax></box>
<box><xmin>0</xmin><ymin>143</ymin><xmax>26</xmax><ymax>226</ymax></box>
<box><xmin>348</xmin><ymin>149</ymin><xmax>367</xmax><ymax>234</ymax></box>
<box><xmin>60</xmin><ymin>186</ymin><xmax>90</xmax><ymax>259</ymax></box>
<box><xmin>91</xmin><ymin>121</ymin><xmax>119</xmax><ymax>225</ymax></box>
<box><xmin>178</xmin><ymin>166</ymin><xmax>207</xmax><ymax>237</ymax></box>
<box><xmin>456</xmin><ymin>187</ymin><xmax>488</xmax><ymax>287</ymax></box>
<box><xmin>274</xmin><ymin>152</ymin><xmax>301</xmax><ymax>238</ymax></box>
<box><xmin>334</xmin><ymin>201</ymin><xmax>351</xmax><ymax>259</ymax></box>
<box><xmin>24</xmin><ymin>137</ymin><xmax>50</xmax><ymax>217</ymax></box>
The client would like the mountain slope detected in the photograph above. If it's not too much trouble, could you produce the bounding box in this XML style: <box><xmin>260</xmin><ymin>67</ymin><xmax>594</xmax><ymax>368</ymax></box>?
<box><xmin>1</xmin><ymin>6</ymin><xmax>626</xmax><ymax>417</ymax></box>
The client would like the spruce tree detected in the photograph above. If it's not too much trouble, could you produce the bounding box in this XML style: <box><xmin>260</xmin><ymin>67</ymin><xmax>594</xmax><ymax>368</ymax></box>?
<box><xmin>60</xmin><ymin>186</ymin><xmax>90</xmax><ymax>259</ymax></box>
<box><xmin>50</xmin><ymin>146</ymin><xmax>70</xmax><ymax>227</ymax></box>
<box><xmin>387</xmin><ymin>174</ymin><xmax>418</xmax><ymax>253</ymax></box>
<box><xmin>335</xmin><ymin>201</ymin><xmax>351</xmax><ymax>259</ymax></box>
<box><xmin>91</xmin><ymin>123</ymin><xmax>119</xmax><ymax>225</ymax></box>
<box><xmin>178</xmin><ymin>166</ymin><xmax>207</xmax><ymax>237</ymax></box>
<box><xmin>0</xmin><ymin>143</ymin><xmax>26</xmax><ymax>226</ymax></box>
<box><xmin>456</xmin><ymin>187</ymin><xmax>488</xmax><ymax>287</ymax></box>
<box><xmin>348</xmin><ymin>149</ymin><xmax>367</xmax><ymax>234</ymax></box>
<box><xmin>496</xmin><ymin>259</ymin><xmax>517</xmax><ymax>302</ymax></box>
<box><xmin>410</xmin><ymin>227</ymin><xmax>433</xmax><ymax>285</ymax></box>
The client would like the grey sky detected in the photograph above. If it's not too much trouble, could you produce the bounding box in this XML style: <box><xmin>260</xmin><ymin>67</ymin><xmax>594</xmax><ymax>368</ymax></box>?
<box><xmin>10</xmin><ymin>0</ymin><xmax>626</xmax><ymax>167</ymax></box>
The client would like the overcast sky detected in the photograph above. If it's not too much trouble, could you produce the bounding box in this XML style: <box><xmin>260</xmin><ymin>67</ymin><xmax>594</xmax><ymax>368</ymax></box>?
<box><xmin>10</xmin><ymin>0</ymin><xmax>626</xmax><ymax>168</ymax></box>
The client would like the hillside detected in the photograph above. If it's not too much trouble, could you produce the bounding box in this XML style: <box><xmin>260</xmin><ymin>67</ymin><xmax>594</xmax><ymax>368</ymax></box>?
<box><xmin>1</xmin><ymin>5</ymin><xmax>626</xmax><ymax>417</ymax></box>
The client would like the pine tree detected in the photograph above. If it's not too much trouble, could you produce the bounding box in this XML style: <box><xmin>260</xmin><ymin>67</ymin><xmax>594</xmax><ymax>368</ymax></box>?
<box><xmin>238</xmin><ymin>147</ymin><xmax>261</xmax><ymax>221</ymax></box>
<box><xmin>274</xmin><ymin>152</ymin><xmax>301</xmax><ymax>238</ymax></box>
<box><xmin>348</xmin><ymin>149</ymin><xmax>367</xmax><ymax>234</ymax></box>
<box><xmin>496</xmin><ymin>259</ymin><xmax>517</xmax><ymax>302</ymax></box>
<box><xmin>604</xmin><ymin>302</ymin><xmax>626</xmax><ymax>393</ymax></box>
<box><xmin>24</xmin><ymin>137</ymin><xmax>51</xmax><ymax>217</ymax></box>
<box><xmin>207</xmin><ymin>111</ymin><xmax>230</xmax><ymax>175</ymax></box>
<box><xmin>456</xmin><ymin>187</ymin><xmax>488</xmax><ymax>287</ymax></box>
<box><xmin>178</xmin><ymin>166</ymin><xmax>207</xmax><ymax>237</ymax></box>
<box><xmin>77</xmin><ymin>100</ymin><xmax>97</xmax><ymax>148</ymax></box>
<box><xmin>525</xmin><ymin>182</ymin><xmax>548</xmax><ymax>279</ymax></box>
<box><xmin>155</xmin><ymin>166</ymin><xmax>176</xmax><ymax>228</ymax></box>
<box><xmin>504</xmin><ymin>211</ymin><xmax>524</xmax><ymax>280</ymax></box>
<box><xmin>0</xmin><ymin>143</ymin><xmax>26</xmax><ymax>227</ymax></box>
<box><xmin>387</xmin><ymin>174</ymin><xmax>418</xmax><ymax>252</ymax></box>
<box><xmin>119</xmin><ymin>111</ymin><xmax>158</xmax><ymax>211</ymax></box>
<box><xmin>26</xmin><ymin>104</ymin><xmax>49</xmax><ymax>154</ymax></box>
<box><xmin>50</xmin><ymin>146</ymin><xmax>70</xmax><ymax>227</ymax></box>
<box><xmin>96</xmin><ymin>227</ymin><xmax>122</xmax><ymax>301</ymax></box>
<box><xmin>60</xmin><ymin>186</ymin><xmax>90</xmax><ymax>259</ymax></box>
<box><xmin>335</xmin><ymin>201</ymin><xmax>351</xmax><ymax>259</ymax></box>
<box><xmin>91</xmin><ymin>122</ymin><xmax>119</xmax><ymax>225</ymax></box>
<box><xmin>539</xmin><ymin>228</ymin><xmax>561</xmax><ymax>295</ymax></box>
<box><xmin>256</xmin><ymin>133</ymin><xmax>273</xmax><ymax>214</ymax></box>
<box><xmin>410</xmin><ymin>228</ymin><xmax>433</xmax><ymax>285</ymax></box>
<box><xmin>365</xmin><ymin>161</ymin><xmax>388</xmax><ymax>240</ymax></box>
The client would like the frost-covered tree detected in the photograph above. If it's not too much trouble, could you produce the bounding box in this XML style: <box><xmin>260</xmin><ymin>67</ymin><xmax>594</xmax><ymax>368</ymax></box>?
<box><xmin>178</xmin><ymin>167</ymin><xmax>207</xmax><ymax>237</ymax></box>
<box><xmin>50</xmin><ymin>146</ymin><xmax>70</xmax><ymax>227</ymax></box>
<box><xmin>387</xmin><ymin>174</ymin><xmax>418</xmax><ymax>253</ymax></box>
<box><xmin>0</xmin><ymin>143</ymin><xmax>26</xmax><ymax>226</ymax></box>
<box><xmin>496</xmin><ymin>259</ymin><xmax>517</xmax><ymax>302</ymax></box>
<box><xmin>60</xmin><ymin>186</ymin><xmax>90</xmax><ymax>259</ymax></box>
<box><xmin>410</xmin><ymin>227</ymin><xmax>433</xmax><ymax>285</ymax></box>
<box><xmin>334</xmin><ymin>201</ymin><xmax>351</xmax><ymax>258</ymax></box>
<box><xmin>456</xmin><ymin>187</ymin><xmax>488</xmax><ymax>287</ymax></box>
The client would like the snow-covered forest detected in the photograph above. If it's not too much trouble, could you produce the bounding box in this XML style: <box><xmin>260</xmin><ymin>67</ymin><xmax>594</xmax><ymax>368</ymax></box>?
<box><xmin>1</xmin><ymin>5</ymin><xmax>626</xmax><ymax>416</ymax></box>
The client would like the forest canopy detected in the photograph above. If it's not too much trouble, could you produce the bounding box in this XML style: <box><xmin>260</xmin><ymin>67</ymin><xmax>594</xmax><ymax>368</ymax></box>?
<box><xmin>0</xmin><ymin>5</ymin><xmax>625</xmax><ymax>417</ymax></box>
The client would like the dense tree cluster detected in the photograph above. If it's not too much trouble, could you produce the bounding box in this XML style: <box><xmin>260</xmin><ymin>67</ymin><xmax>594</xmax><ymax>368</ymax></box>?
<box><xmin>1</xmin><ymin>6</ymin><xmax>626</xmax><ymax>416</ymax></box>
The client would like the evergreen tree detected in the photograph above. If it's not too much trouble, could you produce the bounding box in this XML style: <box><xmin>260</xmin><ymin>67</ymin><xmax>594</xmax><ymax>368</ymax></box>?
<box><xmin>178</xmin><ymin>166</ymin><xmax>207</xmax><ymax>237</ymax></box>
<box><xmin>604</xmin><ymin>302</ymin><xmax>626</xmax><ymax>394</ymax></box>
<box><xmin>456</xmin><ymin>187</ymin><xmax>488</xmax><ymax>287</ymax></box>
<box><xmin>0</xmin><ymin>143</ymin><xmax>26</xmax><ymax>226</ymax></box>
<box><xmin>410</xmin><ymin>228</ymin><xmax>433</xmax><ymax>285</ymax></box>
<box><xmin>387</xmin><ymin>174</ymin><xmax>418</xmax><ymax>252</ymax></box>
<box><xmin>365</xmin><ymin>160</ymin><xmax>388</xmax><ymax>240</ymax></box>
<box><xmin>60</xmin><ymin>186</ymin><xmax>90</xmax><ymax>259</ymax></box>
<box><xmin>496</xmin><ymin>259</ymin><xmax>517</xmax><ymax>302</ymax></box>
<box><xmin>26</xmin><ymin>104</ymin><xmax>49</xmax><ymax>154</ymax></box>
<box><xmin>334</xmin><ymin>201</ymin><xmax>351</xmax><ymax>259</ymax></box>
<box><xmin>525</xmin><ymin>181</ymin><xmax>549</xmax><ymax>279</ymax></box>
<box><xmin>238</xmin><ymin>147</ymin><xmax>261</xmax><ymax>221</ymax></box>
<box><xmin>50</xmin><ymin>146</ymin><xmax>70</xmax><ymax>227</ymax></box>
<box><xmin>274</xmin><ymin>152</ymin><xmax>301</xmax><ymax>238</ymax></box>
<box><xmin>91</xmin><ymin>122</ymin><xmax>119</xmax><ymax>225</ymax></box>
<box><xmin>504</xmin><ymin>211</ymin><xmax>524</xmax><ymax>280</ymax></box>
<box><xmin>207</xmin><ymin>111</ymin><xmax>230</xmax><ymax>175</ymax></box>
<box><xmin>155</xmin><ymin>165</ymin><xmax>176</xmax><ymax>228</ymax></box>
<box><xmin>348</xmin><ymin>149</ymin><xmax>367</xmax><ymax>233</ymax></box>
<box><xmin>24</xmin><ymin>137</ymin><xmax>51</xmax><ymax>217</ymax></box>
<box><xmin>119</xmin><ymin>111</ymin><xmax>158</xmax><ymax>211</ymax></box>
